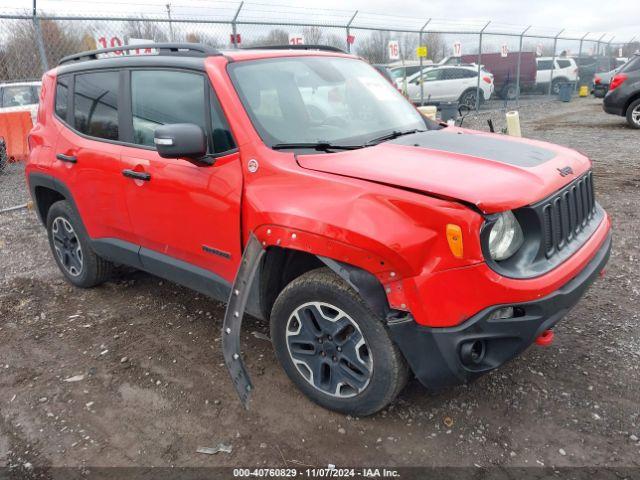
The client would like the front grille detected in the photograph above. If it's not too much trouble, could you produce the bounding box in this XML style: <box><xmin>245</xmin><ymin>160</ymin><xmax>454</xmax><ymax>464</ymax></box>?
<box><xmin>540</xmin><ymin>171</ymin><xmax>596</xmax><ymax>258</ymax></box>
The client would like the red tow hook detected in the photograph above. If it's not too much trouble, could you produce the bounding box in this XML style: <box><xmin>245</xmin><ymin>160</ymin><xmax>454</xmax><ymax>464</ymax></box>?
<box><xmin>535</xmin><ymin>329</ymin><xmax>554</xmax><ymax>347</ymax></box>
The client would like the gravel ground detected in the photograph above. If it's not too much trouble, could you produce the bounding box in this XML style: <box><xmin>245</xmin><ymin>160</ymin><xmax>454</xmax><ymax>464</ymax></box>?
<box><xmin>0</xmin><ymin>98</ymin><xmax>639</xmax><ymax>474</ymax></box>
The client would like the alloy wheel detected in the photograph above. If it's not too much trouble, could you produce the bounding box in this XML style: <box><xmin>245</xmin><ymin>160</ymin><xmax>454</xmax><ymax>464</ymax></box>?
<box><xmin>285</xmin><ymin>301</ymin><xmax>373</xmax><ymax>398</ymax></box>
<box><xmin>51</xmin><ymin>217</ymin><xmax>83</xmax><ymax>277</ymax></box>
<box><xmin>632</xmin><ymin>105</ymin><xmax>640</xmax><ymax>126</ymax></box>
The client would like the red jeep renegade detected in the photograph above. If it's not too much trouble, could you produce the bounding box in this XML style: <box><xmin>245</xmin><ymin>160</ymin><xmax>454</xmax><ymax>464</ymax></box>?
<box><xmin>26</xmin><ymin>44</ymin><xmax>611</xmax><ymax>415</ymax></box>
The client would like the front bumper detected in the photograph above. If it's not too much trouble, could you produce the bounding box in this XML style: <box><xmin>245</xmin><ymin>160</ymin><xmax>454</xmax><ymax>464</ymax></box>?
<box><xmin>388</xmin><ymin>230</ymin><xmax>611</xmax><ymax>389</ymax></box>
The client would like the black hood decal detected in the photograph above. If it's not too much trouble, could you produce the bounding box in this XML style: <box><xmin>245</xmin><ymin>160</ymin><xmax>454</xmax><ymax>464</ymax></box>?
<box><xmin>390</xmin><ymin>130</ymin><xmax>556</xmax><ymax>168</ymax></box>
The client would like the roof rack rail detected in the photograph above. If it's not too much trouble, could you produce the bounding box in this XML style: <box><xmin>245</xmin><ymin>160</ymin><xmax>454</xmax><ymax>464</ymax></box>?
<box><xmin>243</xmin><ymin>44</ymin><xmax>347</xmax><ymax>54</ymax></box>
<box><xmin>58</xmin><ymin>43</ymin><xmax>221</xmax><ymax>66</ymax></box>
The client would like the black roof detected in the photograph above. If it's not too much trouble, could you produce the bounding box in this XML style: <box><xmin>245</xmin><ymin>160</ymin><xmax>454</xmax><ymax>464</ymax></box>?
<box><xmin>57</xmin><ymin>54</ymin><xmax>208</xmax><ymax>76</ymax></box>
<box><xmin>58</xmin><ymin>43</ymin><xmax>221</xmax><ymax>66</ymax></box>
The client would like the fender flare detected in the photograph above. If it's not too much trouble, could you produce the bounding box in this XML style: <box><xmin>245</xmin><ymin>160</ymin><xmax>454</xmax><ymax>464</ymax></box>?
<box><xmin>28</xmin><ymin>172</ymin><xmax>82</xmax><ymax>226</ymax></box>
<box><xmin>223</xmin><ymin>231</ymin><xmax>395</xmax><ymax>408</ymax></box>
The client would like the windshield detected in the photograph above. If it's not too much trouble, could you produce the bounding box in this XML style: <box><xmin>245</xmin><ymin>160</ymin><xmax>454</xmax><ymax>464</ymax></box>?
<box><xmin>228</xmin><ymin>56</ymin><xmax>425</xmax><ymax>147</ymax></box>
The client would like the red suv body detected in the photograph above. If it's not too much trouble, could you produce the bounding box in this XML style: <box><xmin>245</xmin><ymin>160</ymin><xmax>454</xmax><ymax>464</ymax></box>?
<box><xmin>26</xmin><ymin>44</ymin><xmax>611</xmax><ymax>415</ymax></box>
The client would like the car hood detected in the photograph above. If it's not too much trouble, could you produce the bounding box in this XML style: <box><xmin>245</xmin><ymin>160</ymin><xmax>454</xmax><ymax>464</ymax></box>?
<box><xmin>296</xmin><ymin>128</ymin><xmax>592</xmax><ymax>214</ymax></box>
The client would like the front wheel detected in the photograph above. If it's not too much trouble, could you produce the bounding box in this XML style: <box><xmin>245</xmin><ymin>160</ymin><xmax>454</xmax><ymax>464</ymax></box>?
<box><xmin>626</xmin><ymin>98</ymin><xmax>640</xmax><ymax>129</ymax></box>
<box><xmin>270</xmin><ymin>268</ymin><xmax>409</xmax><ymax>416</ymax></box>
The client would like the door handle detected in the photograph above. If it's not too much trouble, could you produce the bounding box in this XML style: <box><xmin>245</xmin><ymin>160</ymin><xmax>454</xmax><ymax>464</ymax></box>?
<box><xmin>122</xmin><ymin>169</ymin><xmax>151</xmax><ymax>181</ymax></box>
<box><xmin>56</xmin><ymin>153</ymin><xmax>77</xmax><ymax>163</ymax></box>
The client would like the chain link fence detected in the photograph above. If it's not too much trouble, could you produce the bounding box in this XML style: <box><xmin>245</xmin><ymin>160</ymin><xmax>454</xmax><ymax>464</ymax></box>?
<box><xmin>1</xmin><ymin>2</ymin><xmax>639</xmax><ymax>112</ymax></box>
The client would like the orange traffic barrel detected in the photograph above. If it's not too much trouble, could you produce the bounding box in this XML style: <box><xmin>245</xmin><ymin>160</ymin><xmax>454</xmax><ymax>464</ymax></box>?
<box><xmin>0</xmin><ymin>110</ymin><xmax>33</xmax><ymax>163</ymax></box>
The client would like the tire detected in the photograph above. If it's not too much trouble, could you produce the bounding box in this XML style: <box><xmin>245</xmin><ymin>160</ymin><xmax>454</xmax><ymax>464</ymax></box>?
<box><xmin>458</xmin><ymin>89</ymin><xmax>479</xmax><ymax>108</ymax></box>
<box><xmin>551</xmin><ymin>78</ymin><xmax>567</xmax><ymax>95</ymax></box>
<box><xmin>625</xmin><ymin>98</ymin><xmax>640</xmax><ymax>129</ymax></box>
<box><xmin>270</xmin><ymin>268</ymin><xmax>409</xmax><ymax>416</ymax></box>
<box><xmin>46</xmin><ymin>200</ymin><xmax>114</xmax><ymax>288</ymax></box>
<box><xmin>0</xmin><ymin>140</ymin><xmax>7</xmax><ymax>174</ymax></box>
<box><xmin>501</xmin><ymin>83</ymin><xmax>518</xmax><ymax>100</ymax></box>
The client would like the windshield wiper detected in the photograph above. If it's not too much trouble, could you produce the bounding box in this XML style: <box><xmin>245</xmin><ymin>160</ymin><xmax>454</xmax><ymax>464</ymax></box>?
<box><xmin>365</xmin><ymin>129</ymin><xmax>426</xmax><ymax>146</ymax></box>
<box><xmin>271</xmin><ymin>142</ymin><xmax>363</xmax><ymax>152</ymax></box>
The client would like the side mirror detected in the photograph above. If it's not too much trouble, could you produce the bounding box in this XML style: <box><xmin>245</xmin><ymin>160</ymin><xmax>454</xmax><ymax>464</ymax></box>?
<box><xmin>154</xmin><ymin>123</ymin><xmax>207</xmax><ymax>160</ymax></box>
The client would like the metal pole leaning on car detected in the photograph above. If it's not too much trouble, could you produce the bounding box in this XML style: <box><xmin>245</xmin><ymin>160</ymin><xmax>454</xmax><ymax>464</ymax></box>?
<box><xmin>475</xmin><ymin>21</ymin><xmax>491</xmax><ymax>112</ymax></box>
<box><xmin>231</xmin><ymin>1</ymin><xmax>244</xmax><ymax>49</ymax></box>
<box><xmin>419</xmin><ymin>19</ymin><xmax>432</xmax><ymax>106</ymax></box>
<box><xmin>345</xmin><ymin>11</ymin><xmax>358</xmax><ymax>54</ymax></box>
<box><xmin>548</xmin><ymin>29</ymin><xmax>564</xmax><ymax>96</ymax></box>
<box><xmin>516</xmin><ymin>26</ymin><xmax>531</xmax><ymax>107</ymax></box>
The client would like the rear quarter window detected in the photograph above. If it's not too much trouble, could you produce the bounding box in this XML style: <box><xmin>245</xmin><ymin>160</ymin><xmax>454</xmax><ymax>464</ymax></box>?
<box><xmin>557</xmin><ymin>60</ymin><xmax>572</xmax><ymax>68</ymax></box>
<box><xmin>55</xmin><ymin>76</ymin><xmax>70</xmax><ymax>120</ymax></box>
<box><xmin>620</xmin><ymin>56</ymin><xmax>640</xmax><ymax>73</ymax></box>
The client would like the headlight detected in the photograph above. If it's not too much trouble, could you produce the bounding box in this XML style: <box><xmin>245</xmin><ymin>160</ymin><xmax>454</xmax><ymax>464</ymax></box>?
<box><xmin>488</xmin><ymin>211</ymin><xmax>524</xmax><ymax>261</ymax></box>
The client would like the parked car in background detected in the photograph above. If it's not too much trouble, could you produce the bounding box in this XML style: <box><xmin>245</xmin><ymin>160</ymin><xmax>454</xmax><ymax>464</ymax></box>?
<box><xmin>536</xmin><ymin>57</ymin><xmax>579</xmax><ymax>93</ymax></box>
<box><xmin>372</xmin><ymin>64</ymin><xmax>394</xmax><ymax>84</ymax></box>
<box><xmin>593</xmin><ymin>67</ymin><xmax>621</xmax><ymax>98</ymax></box>
<box><xmin>574</xmin><ymin>56</ymin><xmax>624</xmax><ymax>89</ymax></box>
<box><xmin>0</xmin><ymin>81</ymin><xmax>41</xmax><ymax>124</ymax></box>
<box><xmin>442</xmin><ymin>52</ymin><xmax>537</xmax><ymax>100</ymax></box>
<box><xmin>404</xmin><ymin>65</ymin><xmax>494</xmax><ymax>106</ymax></box>
<box><xmin>388</xmin><ymin>60</ymin><xmax>433</xmax><ymax>84</ymax></box>
<box><xmin>603</xmin><ymin>54</ymin><xmax>640</xmax><ymax>128</ymax></box>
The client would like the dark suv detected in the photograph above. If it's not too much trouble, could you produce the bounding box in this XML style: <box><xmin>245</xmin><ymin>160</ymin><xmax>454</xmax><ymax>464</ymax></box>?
<box><xmin>603</xmin><ymin>54</ymin><xmax>640</xmax><ymax>128</ymax></box>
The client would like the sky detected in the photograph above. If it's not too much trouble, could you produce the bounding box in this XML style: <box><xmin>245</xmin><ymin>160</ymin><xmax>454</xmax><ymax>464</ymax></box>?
<box><xmin>1</xmin><ymin>0</ymin><xmax>638</xmax><ymax>43</ymax></box>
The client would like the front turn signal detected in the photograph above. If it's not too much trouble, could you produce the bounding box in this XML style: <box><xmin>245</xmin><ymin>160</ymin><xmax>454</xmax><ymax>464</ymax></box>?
<box><xmin>446</xmin><ymin>224</ymin><xmax>464</xmax><ymax>259</ymax></box>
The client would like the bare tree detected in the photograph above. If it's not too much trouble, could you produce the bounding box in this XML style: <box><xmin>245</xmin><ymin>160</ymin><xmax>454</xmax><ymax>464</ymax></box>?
<box><xmin>0</xmin><ymin>17</ymin><xmax>87</xmax><ymax>82</ymax></box>
<box><xmin>356</xmin><ymin>30</ymin><xmax>391</xmax><ymax>64</ymax></box>
<box><xmin>302</xmin><ymin>26</ymin><xmax>323</xmax><ymax>45</ymax></box>
<box><xmin>124</xmin><ymin>18</ymin><xmax>169</xmax><ymax>42</ymax></box>
<box><xmin>423</xmin><ymin>32</ymin><xmax>444</xmax><ymax>62</ymax></box>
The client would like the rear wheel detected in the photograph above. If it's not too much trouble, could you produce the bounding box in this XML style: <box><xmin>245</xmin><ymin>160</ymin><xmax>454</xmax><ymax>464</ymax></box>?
<box><xmin>46</xmin><ymin>200</ymin><xmax>114</xmax><ymax>287</ymax></box>
<box><xmin>625</xmin><ymin>98</ymin><xmax>640</xmax><ymax>129</ymax></box>
<box><xmin>270</xmin><ymin>268</ymin><xmax>409</xmax><ymax>416</ymax></box>
<box><xmin>501</xmin><ymin>83</ymin><xmax>518</xmax><ymax>100</ymax></box>
<box><xmin>551</xmin><ymin>78</ymin><xmax>567</xmax><ymax>95</ymax></box>
<box><xmin>458</xmin><ymin>89</ymin><xmax>480</xmax><ymax>108</ymax></box>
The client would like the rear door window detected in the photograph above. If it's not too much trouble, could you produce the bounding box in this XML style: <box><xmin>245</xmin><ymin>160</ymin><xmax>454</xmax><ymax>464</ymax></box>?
<box><xmin>557</xmin><ymin>60</ymin><xmax>572</xmax><ymax>69</ymax></box>
<box><xmin>73</xmin><ymin>71</ymin><xmax>120</xmax><ymax>141</ymax></box>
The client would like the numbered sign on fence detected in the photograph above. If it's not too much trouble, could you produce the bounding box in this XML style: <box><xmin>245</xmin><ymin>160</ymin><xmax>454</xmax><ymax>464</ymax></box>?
<box><xmin>96</xmin><ymin>36</ymin><xmax>123</xmax><ymax>57</ymax></box>
<box><xmin>288</xmin><ymin>34</ymin><xmax>304</xmax><ymax>45</ymax></box>
<box><xmin>127</xmin><ymin>38</ymin><xmax>157</xmax><ymax>55</ymax></box>
<box><xmin>453</xmin><ymin>41</ymin><xmax>462</xmax><ymax>57</ymax></box>
<box><xmin>388</xmin><ymin>41</ymin><xmax>400</xmax><ymax>60</ymax></box>
<box><xmin>416</xmin><ymin>45</ymin><xmax>428</xmax><ymax>58</ymax></box>
<box><xmin>501</xmin><ymin>44</ymin><xmax>508</xmax><ymax>58</ymax></box>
